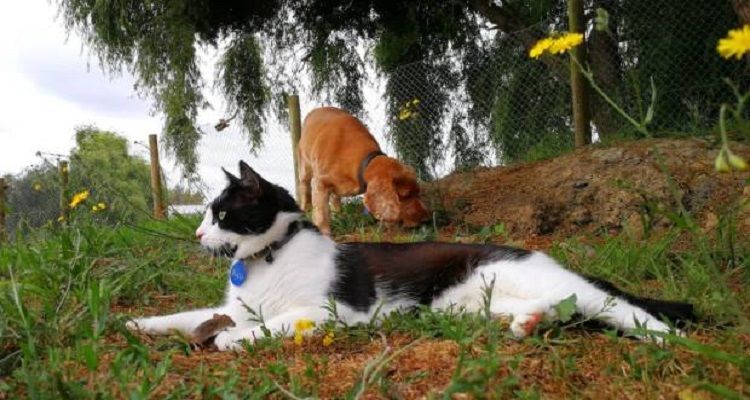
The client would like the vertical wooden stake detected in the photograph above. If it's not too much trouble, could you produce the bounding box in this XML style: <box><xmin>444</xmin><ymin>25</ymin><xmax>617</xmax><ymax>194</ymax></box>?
<box><xmin>568</xmin><ymin>0</ymin><xmax>592</xmax><ymax>147</ymax></box>
<box><xmin>149</xmin><ymin>134</ymin><xmax>166</xmax><ymax>219</ymax></box>
<box><xmin>59</xmin><ymin>160</ymin><xmax>69</xmax><ymax>222</ymax></box>
<box><xmin>0</xmin><ymin>178</ymin><xmax>7</xmax><ymax>242</ymax></box>
<box><xmin>287</xmin><ymin>94</ymin><xmax>302</xmax><ymax>203</ymax></box>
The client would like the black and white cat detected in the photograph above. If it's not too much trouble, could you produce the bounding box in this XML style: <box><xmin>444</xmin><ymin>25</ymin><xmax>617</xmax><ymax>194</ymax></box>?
<box><xmin>127</xmin><ymin>161</ymin><xmax>695</xmax><ymax>351</ymax></box>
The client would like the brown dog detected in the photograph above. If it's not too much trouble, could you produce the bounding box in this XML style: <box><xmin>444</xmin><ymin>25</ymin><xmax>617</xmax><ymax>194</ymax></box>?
<box><xmin>298</xmin><ymin>107</ymin><xmax>430</xmax><ymax>235</ymax></box>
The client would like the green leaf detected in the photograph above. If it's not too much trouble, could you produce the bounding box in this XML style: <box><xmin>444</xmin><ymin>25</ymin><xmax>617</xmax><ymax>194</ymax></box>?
<box><xmin>553</xmin><ymin>294</ymin><xmax>578</xmax><ymax>323</ymax></box>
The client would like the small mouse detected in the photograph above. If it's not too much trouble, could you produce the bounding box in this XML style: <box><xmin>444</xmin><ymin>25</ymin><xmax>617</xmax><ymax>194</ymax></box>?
<box><xmin>191</xmin><ymin>313</ymin><xmax>236</xmax><ymax>348</ymax></box>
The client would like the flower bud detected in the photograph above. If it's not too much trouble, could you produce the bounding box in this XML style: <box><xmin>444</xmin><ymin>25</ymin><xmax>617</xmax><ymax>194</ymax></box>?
<box><xmin>715</xmin><ymin>151</ymin><xmax>730</xmax><ymax>172</ymax></box>
<box><xmin>728</xmin><ymin>152</ymin><xmax>749</xmax><ymax>171</ymax></box>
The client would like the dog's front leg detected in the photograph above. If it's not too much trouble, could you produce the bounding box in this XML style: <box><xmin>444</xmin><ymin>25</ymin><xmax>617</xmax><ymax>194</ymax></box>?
<box><xmin>311</xmin><ymin>178</ymin><xmax>333</xmax><ymax>235</ymax></box>
<box><xmin>126</xmin><ymin>307</ymin><xmax>225</xmax><ymax>336</ymax></box>
<box><xmin>214</xmin><ymin>307</ymin><xmax>329</xmax><ymax>351</ymax></box>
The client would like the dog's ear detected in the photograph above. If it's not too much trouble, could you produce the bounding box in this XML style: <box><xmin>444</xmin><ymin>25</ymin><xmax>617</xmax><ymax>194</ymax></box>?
<box><xmin>394</xmin><ymin>178</ymin><xmax>417</xmax><ymax>199</ymax></box>
<box><xmin>238</xmin><ymin>161</ymin><xmax>262</xmax><ymax>194</ymax></box>
<box><xmin>394</xmin><ymin>167</ymin><xmax>419</xmax><ymax>198</ymax></box>
<box><xmin>364</xmin><ymin>178</ymin><xmax>400</xmax><ymax>222</ymax></box>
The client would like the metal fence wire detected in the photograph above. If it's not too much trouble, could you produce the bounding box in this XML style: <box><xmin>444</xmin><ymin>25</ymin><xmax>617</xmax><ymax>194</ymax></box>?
<box><xmin>372</xmin><ymin>1</ymin><xmax>745</xmax><ymax>181</ymax></box>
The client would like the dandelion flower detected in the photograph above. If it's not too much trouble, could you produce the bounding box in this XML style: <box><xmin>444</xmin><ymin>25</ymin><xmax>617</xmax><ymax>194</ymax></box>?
<box><xmin>529</xmin><ymin>33</ymin><xmax>584</xmax><ymax>59</ymax></box>
<box><xmin>69</xmin><ymin>190</ymin><xmax>89</xmax><ymax>208</ymax></box>
<box><xmin>717</xmin><ymin>25</ymin><xmax>750</xmax><ymax>59</ymax></box>
<box><xmin>91</xmin><ymin>202</ymin><xmax>107</xmax><ymax>212</ymax></box>
<box><xmin>549</xmin><ymin>33</ymin><xmax>584</xmax><ymax>54</ymax></box>
<box><xmin>728</xmin><ymin>152</ymin><xmax>749</xmax><ymax>171</ymax></box>
<box><xmin>529</xmin><ymin>37</ymin><xmax>554</xmax><ymax>58</ymax></box>
<box><xmin>323</xmin><ymin>331</ymin><xmax>334</xmax><ymax>347</ymax></box>
<box><xmin>294</xmin><ymin>332</ymin><xmax>304</xmax><ymax>345</ymax></box>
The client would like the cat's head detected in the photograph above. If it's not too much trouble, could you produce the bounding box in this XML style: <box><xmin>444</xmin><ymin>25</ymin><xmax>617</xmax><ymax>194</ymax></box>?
<box><xmin>195</xmin><ymin>161</ymin><xmax>301</xmax><ymax>259</ymax></box>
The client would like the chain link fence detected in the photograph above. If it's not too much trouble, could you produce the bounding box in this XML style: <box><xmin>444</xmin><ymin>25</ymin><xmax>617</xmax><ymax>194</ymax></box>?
<box><xmin>376</xmin><ymin>1</ymin><xmax>745</xmax><ymax>181</ymax></box>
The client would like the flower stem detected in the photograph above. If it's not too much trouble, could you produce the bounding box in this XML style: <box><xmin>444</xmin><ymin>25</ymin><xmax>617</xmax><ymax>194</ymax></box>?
<box><xmin>571</xmin><ymin>57</ymin><xmax>650</xmax><ymax>137</ymax></box>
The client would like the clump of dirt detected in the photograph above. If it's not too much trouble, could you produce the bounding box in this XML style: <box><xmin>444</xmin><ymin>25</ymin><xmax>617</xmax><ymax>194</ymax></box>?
<box><xmin>425</xmin><ymin>138</ymin><xmax>750</xmax><ymax>238</ymax></box>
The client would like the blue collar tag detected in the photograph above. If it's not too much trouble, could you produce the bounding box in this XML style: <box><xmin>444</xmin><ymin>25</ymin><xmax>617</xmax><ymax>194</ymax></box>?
<box><xmin>230</xmin><ymin>259</ymin><xmax>247</xmax><ymax>286</ymax></box>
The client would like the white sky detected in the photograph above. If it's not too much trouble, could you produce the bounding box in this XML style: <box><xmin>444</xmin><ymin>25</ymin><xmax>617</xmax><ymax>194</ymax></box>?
<box><xmin>0</xmin><ymin>0</ymin><xmax>393</xmax><ymax>200</ymax></box>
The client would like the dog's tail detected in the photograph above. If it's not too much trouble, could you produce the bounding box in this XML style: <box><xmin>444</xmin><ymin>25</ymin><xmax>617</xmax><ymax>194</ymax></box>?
<box><xmin>584</xmin><ymin>275</ymin><xmax>696</xmax><ymax>327</ymax></box>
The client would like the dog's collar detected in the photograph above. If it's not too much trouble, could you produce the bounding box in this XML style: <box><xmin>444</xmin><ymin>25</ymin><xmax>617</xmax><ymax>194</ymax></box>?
<box><xmin>358</xmin><ymin>150</ymin><xmax>386</xmax><ymax>194</ymax></box>
<box><xmin>242</xmin><ymin>219</ymin><xmax>318</xmax><ymax>264</ymax></box>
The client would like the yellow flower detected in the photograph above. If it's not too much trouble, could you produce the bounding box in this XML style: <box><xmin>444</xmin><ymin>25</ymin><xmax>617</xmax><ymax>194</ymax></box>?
<box><xmin>717</xmin><ymin>25</ymin><xmax>750</xmax><ymax>59</ymax></box>
<box><xmin>57</xmin><ymin>215</ymin><xmax>66</xmax><ymax>222</ymax></box>
<box><xmin>91</xmin><ymin>202</ymin><xmax>107</xmax><ymax>212</ymax></box>
<box><xmin>294</xmin><ymin>319</ymin><xmax>315</xmax><ymax>332</ymax></box>
<box><xmin>549</xmin><ymin>33</ymin><xmax>584</xmax><ymax>54</ymax></box>
<box><xmin>529</xmin><ymin>32</ymin><xmax>584</xmax><ymax>58</ymax></box>
<box><xmin>69</xmin><ymin>190</ymin><xmax>89</xmax><ymax>208</ymax></box>
<box><xmin>398</xmin><ymin>98</ymin><xmax>421</xmax><ymax>121</ymax></box>
<box><xmin>529</xmin><ymin>37</ymin><xmax>554</xmax><ymax>58</ymax></box>
<box><xmin>293</xmin><ymin>318</ymin><xmax>315</xmax><ymax>345</ymax></box>
<box><xmin>322</xmin><ymin>331</ymin><xmax>334</xmax><ymax>347</ymax></box>
<box><xmin>398</xmin><ymin>109</ymin><xmax>413</xmax><ymax>120</ymax></box>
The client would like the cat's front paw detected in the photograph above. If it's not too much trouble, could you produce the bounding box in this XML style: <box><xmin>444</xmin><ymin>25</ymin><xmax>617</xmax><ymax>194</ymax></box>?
<box><xmin>214</xmin><ymin>328</ymin><xmax>254</xmax><ymax>352</ymax></box>
<box><xmin>125</xmin><ymin>317</ymin><xmax>166</xmax><ymax>335</ymax></box>
<box><xmin>126</xmin><ymin>318</ymin><xmax>146</xmax><ymax>332</ymax></box>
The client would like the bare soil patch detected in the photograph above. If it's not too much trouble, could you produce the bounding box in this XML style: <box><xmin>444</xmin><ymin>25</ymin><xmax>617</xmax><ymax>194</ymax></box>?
<box><xmin>425</xmin><ymin>138</ymin><xmax>750</xmax><ymax>239</ymax></box>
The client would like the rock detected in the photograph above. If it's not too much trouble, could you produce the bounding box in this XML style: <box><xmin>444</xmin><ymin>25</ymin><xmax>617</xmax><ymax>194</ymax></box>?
<box><xmin>573</xmin><ymin>180</ymin><xmax>589</xmax><ymax>189</ymax></box>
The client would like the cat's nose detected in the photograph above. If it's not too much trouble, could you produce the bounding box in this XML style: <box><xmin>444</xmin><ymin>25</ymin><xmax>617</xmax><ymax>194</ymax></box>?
<box><xmin>196</xmin><ymin>230</ymin><xmax>204</xmax><ymax>240</ymax></box>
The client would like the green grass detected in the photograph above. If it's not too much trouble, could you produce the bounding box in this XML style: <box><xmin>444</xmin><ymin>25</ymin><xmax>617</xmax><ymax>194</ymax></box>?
<box><xmin>0</xmin><ymin>205</ymin><xmax>748</xmax><ymax>398</ymax></box>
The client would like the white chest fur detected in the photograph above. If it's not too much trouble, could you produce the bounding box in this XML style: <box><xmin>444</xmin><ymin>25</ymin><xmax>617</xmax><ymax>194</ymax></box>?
<box><xmin>222</xmin><ymin>230</ymin><xmax>338</xmax><ymax>327</ymax></box>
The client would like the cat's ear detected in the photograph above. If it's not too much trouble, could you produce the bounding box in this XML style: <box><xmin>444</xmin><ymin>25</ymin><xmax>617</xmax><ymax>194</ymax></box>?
<box><xmin>238</xmin><ymin>161</ymin><xmax>262</xmax><ymax>194</ymax></box>
<box><xmin>222</xmin><ymin>167</ymin><xmax>241</xmax><ymax>185</ymax></box>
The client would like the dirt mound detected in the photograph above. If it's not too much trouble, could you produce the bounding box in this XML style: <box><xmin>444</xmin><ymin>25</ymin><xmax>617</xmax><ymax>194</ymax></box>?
<box><xmin>425</xmin><ymin>138</ymin><xmax>750</xmax><ymax>238</ymax></box>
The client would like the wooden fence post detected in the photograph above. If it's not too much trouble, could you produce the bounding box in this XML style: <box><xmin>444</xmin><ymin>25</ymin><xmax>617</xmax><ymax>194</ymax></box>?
<box><xmin>287</xmin><ymin>94</ymin><xmax>302</xmax><ymax>203</ymax></box>
<box><xmin>59</xmin><ymin>160</ymin><xmax>69</xmax><ymax>222</ymax></box>
<box><xmin>149</xmin><ymin>134</ymin><xmax>167</xmax><ymax>219</ymax></box>
<box><xmin>0</xmin><ymin>178</ymin><xmax>7</xmax><ymax>242</ymax></box>
<box><xmin>568</xmin><ymin>0</ymin><xmax>592</xmax><ymax>147</ymax></box>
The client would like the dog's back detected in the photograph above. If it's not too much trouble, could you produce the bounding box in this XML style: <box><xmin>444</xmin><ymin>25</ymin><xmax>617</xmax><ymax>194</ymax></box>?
<box><xmin>299</xmin><ymin>107</ymin><xmax>380</xmax><ymax>182</ymax></box>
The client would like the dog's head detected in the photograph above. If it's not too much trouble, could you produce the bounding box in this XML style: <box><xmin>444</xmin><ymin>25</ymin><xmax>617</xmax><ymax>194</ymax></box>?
<box><xmin>363</xmin><ymin>158</ymin><xmax>430</xmax><ymax>227</ymax></box>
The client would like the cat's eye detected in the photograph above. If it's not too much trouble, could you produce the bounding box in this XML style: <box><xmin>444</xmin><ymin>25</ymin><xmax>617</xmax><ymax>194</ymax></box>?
<box><xmin>218</xmin><ymin>211</ymin><xmax>227</xmax><ymax>221</ymax></box>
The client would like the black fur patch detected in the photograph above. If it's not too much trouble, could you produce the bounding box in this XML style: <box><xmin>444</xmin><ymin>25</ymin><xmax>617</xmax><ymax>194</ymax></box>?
<box><xmin>584</xmin><ymin>275</ymin><xmax>697</xmax><ymax>327</ymax></box>
<box><xmin>329</xmin><ymin>242</ymin><xmax>531</xmax><ymax>312</ymax></box>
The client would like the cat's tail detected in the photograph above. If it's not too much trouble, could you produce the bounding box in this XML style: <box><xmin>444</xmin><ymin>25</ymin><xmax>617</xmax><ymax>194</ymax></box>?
<box><xmin>582</xmin><ymin>275</ymin><xmax>696</xmax><ymax>329</ymax></box>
